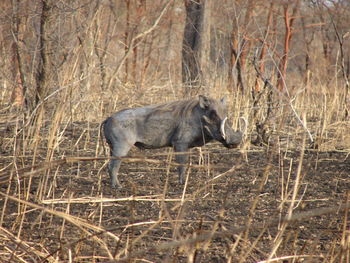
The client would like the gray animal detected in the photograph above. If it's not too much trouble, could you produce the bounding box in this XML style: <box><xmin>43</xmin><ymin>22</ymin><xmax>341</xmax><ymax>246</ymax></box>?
<box><xmin>101</xmin><ymin>95</ymin><xmax>246</xmax><ymax>188</ymax></box>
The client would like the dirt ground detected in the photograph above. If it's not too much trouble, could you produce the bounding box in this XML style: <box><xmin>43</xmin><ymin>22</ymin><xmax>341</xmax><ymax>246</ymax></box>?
<box><xmin>1</xmin><ymin>121</ymin><xmax>349</xmax><ymax>262</ymax></box>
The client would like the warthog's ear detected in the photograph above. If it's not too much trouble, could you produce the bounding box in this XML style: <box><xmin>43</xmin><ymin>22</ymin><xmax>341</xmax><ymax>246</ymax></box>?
<box><xmin>199</xmin><ymin>95</ymin><xmax>210</xmax><ymax>109</ymax></box>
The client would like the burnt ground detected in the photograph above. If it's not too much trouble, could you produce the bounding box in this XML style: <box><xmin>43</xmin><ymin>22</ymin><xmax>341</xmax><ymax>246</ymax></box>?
<box><xmin>0</xmin><ymin>121</ymin><xmax>350</xmax><ymax>262</ymax></box>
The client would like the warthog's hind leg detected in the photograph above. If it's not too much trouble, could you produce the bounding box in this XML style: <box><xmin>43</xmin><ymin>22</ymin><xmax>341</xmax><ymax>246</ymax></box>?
<box><xmin>108</xmin><ymin>143</ymin><xmax>131</xmax><ymax>188</ymax></box>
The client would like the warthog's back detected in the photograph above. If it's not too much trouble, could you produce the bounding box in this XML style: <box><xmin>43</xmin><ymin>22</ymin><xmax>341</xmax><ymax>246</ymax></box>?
<box><xmin>106</xmin><ymin>101</ymin><xmax>193</xmax><ymax>149</ymax></box>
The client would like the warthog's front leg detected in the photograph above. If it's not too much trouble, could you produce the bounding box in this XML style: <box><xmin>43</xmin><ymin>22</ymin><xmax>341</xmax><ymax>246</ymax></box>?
<box><xmin>174</xmin><ymin>143</ymin><xmax>189</xmax><ymax>185</ymax></box>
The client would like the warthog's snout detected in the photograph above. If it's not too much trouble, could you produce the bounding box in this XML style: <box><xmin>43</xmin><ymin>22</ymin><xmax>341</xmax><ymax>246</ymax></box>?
<box><xmin>202</xmin><ymin>111</ymin><xmax>246</xmax><ymax>150</ymax></box>
<box><xmin>222</xmin><ymin>117</ymin><xmax>247</xmax><ymax>149</ymax></box>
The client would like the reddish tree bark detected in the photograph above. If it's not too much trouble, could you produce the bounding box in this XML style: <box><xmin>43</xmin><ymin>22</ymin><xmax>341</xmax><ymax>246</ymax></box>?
<box><xmin>254</xmin><ymin>1</ymin><xmax>274</xmax><ymax>92</ymax></box>
<box><xmin>132</xmin><ymin>0</ymin><xmax>146</xmax><ymax>84</ymax></box>
<box><xmin>9</xmin><ymin>0</ymin><xmax>26</xmax><ymax>107</ymax></box>
<box><xmin>227</xmin><ymin>0</ymin><xmax>254</xmax><ymax>94</ymax></box>
<box><xmin>10</xmin><ymin>42</ymin><xmax>25</xmax><ymax>107</ymax></box>
<box><xmin>239</xmin><ymin>0</ymin><xmax>254</xmax><ymax>69</ymax></box>
<box><xmin>124</xmin><ymin>0</ymin><xmax>146</xmax><ymax>85</ymax></box>
<box><xmin>277</xmin><ymin>0</ymin><xmax>300</xmax><ymax>91</ymax></box>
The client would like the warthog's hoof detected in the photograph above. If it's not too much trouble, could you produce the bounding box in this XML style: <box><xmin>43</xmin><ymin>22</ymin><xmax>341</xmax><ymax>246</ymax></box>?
<box><xmin>111</xmin><ymin>180</ymin><xmax>122</xmax><ymax>189</ymax></box>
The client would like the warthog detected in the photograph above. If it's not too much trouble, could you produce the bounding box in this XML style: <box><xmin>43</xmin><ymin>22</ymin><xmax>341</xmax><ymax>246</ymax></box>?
<box><xmin>101</xmin><ymin>95</ymin><xmax>246</xmax><ymax>188</ymax></box>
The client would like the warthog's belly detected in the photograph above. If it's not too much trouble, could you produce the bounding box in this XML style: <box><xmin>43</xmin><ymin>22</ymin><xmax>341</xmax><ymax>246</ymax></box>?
<box><xmin>134</xmin><ymin>141</ymin><xmax>171</xmax><ymax>149</ymax></box>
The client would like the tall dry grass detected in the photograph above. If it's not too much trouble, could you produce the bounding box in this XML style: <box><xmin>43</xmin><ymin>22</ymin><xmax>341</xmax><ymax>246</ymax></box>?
<box><xmin>0</xmin><ymin>2</ymin><xmax>349</xmax><ymax>259</ymax></box>
<box><xmin>1</xmin><ymin>65</ymin><xmax>350</xmax><ymax>262</ymax></box>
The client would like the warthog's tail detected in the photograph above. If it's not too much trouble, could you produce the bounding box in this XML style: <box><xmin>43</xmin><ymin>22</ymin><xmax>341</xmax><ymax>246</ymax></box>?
<box><xmin>99</xmin><ymin>119</ymin><xmax>108</xmax><ymax>156</ymax></box>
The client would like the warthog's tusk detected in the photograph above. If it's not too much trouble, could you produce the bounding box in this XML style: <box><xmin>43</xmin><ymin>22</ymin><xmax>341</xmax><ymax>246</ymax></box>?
<box><xmin>220</xmin><ymin>117</ymin><xmax>227</xmax><ymax>140</ymax></box>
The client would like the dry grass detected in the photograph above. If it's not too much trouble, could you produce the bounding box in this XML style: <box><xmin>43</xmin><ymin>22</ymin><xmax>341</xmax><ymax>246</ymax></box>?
<box><xmin>1</xmin><ymin>1</ymin><xmax>349</xmax><ymax>261</ymax></box>
<box><xmin>1</xmin><ymin>78</ymin><xmax>349</xmax><ymax>262</ymax></box>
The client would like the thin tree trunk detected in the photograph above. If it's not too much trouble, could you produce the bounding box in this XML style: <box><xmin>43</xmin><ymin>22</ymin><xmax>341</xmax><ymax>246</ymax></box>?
<box><xmin>239</xmin><ymin>0</ymin><xmax>254</xmax><ymax>69</ymax></box>
<box><xmin>227</xmin><ymin>22</ymin><xmax>239</xmax><ymax>93</ymax></box>
<box><xmin>29</xmin><ymin>0</ymin><xmax>51</xmax><ymax>139</ymax></box>
<box><xmin>254</xmin><ymin>1</ymin><xmax>274</xmax><ymax>92</ymax></box>
<box><xmin>228</xmin><ymin>0</ymin><xmax>251</xmax><ymax>94</ymax></box>
<box><xmin>330</xmin><ymin>16</ymin><xmax>350</xmax><ymax>119</ymax></box>
<box><xmin>10</xmin><ymin>0</ymin><xmax>26</xmax><ymax>107</ymax></box>
<box><xmin>277</xmin><ymin>0</ymin><xmax>300</xmax><ymax>91</ymax></box>
<box><xmin>140</xmin><ymin>32</ymin><xmax>155</xmax><ymax>87</ymax></box>
<box><xmin>94</xmin><ymin>2</ymin><xmax>111</xmax><ymax>91</ymax></box>
<box><xmin>132</xmin><ymin>0</ymin><xmax>146</xmax><ymax>85</ymax></box>
<box><xmin>124</xmin><ymin>0</ymin><xmax>131</xmax><ymax>83</ymax></box>
<box><xmin>301</xmin><ymin>14</ymin><xmax>314</xmax><ymax>89</ymax></box>
<box><xmin>35</xmin><ymin>0</ymin><xmax>52</xmax><ymax>105</ymax></box>
<box><xmin>199</xmin><ymin>0</ymin><xmax>210</xmax><ymax>89</ymax></box>
<box><xmin>182</xmin><ymin>0</ymin><xmax>204</xmax><ymax>97</ymax></box>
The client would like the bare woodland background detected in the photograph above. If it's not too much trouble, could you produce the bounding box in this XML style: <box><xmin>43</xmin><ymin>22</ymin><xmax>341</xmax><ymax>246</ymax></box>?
<box><xmin>0</xmin><ymin>0</ymin><xmax>350</xmax><ymax>262</ymax></box>
<box><xmin>2</xmin><ymin>0</ymin><xmax>349</xmax><ymax>117</ymax></box>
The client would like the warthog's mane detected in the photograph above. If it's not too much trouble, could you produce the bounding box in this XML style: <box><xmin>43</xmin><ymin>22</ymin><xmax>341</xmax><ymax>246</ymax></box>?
<box><xmin>151</xmin><ymin>98</ymin><xmax>204</xmax><ymax>119</ymax></box>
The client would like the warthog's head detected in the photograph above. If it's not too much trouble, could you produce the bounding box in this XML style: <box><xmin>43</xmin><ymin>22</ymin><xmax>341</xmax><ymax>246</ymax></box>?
<box><xmin>199</xmin><ymin>95</ymin><xmax>246</xmax><ymax>148</ymax></box>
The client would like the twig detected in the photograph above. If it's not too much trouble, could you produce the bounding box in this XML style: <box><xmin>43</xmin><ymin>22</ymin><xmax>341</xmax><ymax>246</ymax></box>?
<box><xmin>41</xmin><ymin>196</ymin><xmax>188</xmax><ymax>204</ymax></box>
<box><xmin>253</xmin><ymin>50</ymin><xmax>314</xmax><ymax>143</ymax></box>
<box><xmin>329</xmin><ymin>11</ymin><xmax>350</xmax><ymax>119</ymax></box>
<box><xmin>107</xmin><ymin>0</ymin><xmax>174</xmax><ymax>90</ymax></box>
<box><xmin>257</xmin><ymin>254</ymin><xmax>324</xmax><ymax>263</ymax></box>
<box><xmin>0</xmin><ymin>226</ymin><xmax>57</xmax><ymax>263</ymax></box>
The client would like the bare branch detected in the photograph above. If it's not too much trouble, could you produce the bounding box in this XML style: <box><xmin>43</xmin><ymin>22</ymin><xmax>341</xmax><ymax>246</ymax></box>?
<box><xmin>107</xmin><ymin>0</ymin><xmax>174</xmax><ymax>89</ymax></box>
<box><xmin>253</xmin><ymin>51</ymin><xmax>314</xmax><ymax>143</ymax></box>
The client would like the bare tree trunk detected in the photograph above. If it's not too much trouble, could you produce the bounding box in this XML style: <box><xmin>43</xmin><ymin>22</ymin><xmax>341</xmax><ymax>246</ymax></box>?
<box><xmin>10</xmin><ymin>0</ymin><xmax>26</xmax><ymax>107</ymax></box>
<box><xmin>276</xmin><ymin>0</ymin><xmax>300</xmax><ymax>91</ymax></box>
<box><xmin>124</xmin><ymin>0</ymin><xmax>131</xmax><ymax>83</ymax></box>
<box><xmin>199</xmin><ymin>0</ymin><xmax>210</xmax><ymax>89</ymax></box>
<box><xmin>317</xmin><ymin>6</ymin><xmax>331</xmax><ymax>62</ymax></box>
<box><xmin>330</xmin><ymin>16</ymin><xmax>350</xmax><ymax>119</ymax></box>
<box><xmin>254</xmin><ymin>1</ymin><xmax>274</xmax><ymax>92</ymax></box>
<box><xmin>182</xmin><ymin>0</ymin><xmax>204</xmax><ymax>97</ymax></box>
<box><xmin>132</xmin><ymin>0</ymin><xmax>146</xmax><ymax>86</ymax></box>
<box><xmin>94</xmin><ymin>2</ymin><xmax>112</xmax><ymax>91</ymax></box>
<box><xmin>239</xmin><ymin>0</ymin><xmax>254</xmax><ymax>69</ymax></box>
<box><xmin>300</xmin><ymin>14</ymin><xmax>314</xmax><ymax>89</ymax></box>
<box><xmin>228</xmin><ymin>0</ymin><xmax>255</xmax><ymax>94</ymax></box>
<box><xmin>140</xmin><ymin>31</ymin><xmax>155</xmax><ymax>87</ymax></box>
<box><xmin>227</xmin><ymin>21</ymin><xmax>239</xmax><ymax>93</ymax></box>
<box><xmin>28</xmin><ymin>0</ymin><xmax>53</xmax><ymax>143</ymax></box>
<box><xmin>35</xmin><ymin>0</ymin><xmax>52</xmax><ymax>106</ymax></box>
<box><xmin>10</xmin><ymin>42</ymin><xmax>25</xmax><ymax>107</ymax></box>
